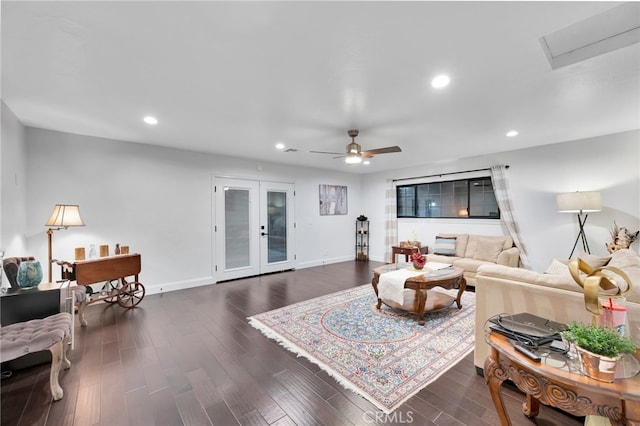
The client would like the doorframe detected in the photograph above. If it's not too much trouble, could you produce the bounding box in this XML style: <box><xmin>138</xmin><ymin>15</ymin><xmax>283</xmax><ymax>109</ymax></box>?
<box><xmin>213</xmin><ymin>176</ymin><xmax>296</xmax><ymax>282</ymax></box>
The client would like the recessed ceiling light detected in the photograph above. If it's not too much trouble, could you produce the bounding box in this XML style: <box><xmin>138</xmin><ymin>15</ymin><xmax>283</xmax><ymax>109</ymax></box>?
<box><xmin>143</xmin><ymin>116</ymin><xmax>158</xmax><ymax>125</ymax></box>
<box><xmin>431</xmin><ymin>74</ymin><xmax>450</xmax><ymax>89</ymax></box>
<box><xmin>506</xmin><ymin>130</ymin><xmax>519</xmax><ymax>137</ymax></box>
<box><xmin>275</xmin><ymin>142</ymin><xmax>285</xmax><ymax>150</ymax></box>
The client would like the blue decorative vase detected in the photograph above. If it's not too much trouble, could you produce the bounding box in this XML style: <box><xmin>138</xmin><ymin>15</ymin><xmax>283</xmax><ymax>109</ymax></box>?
<box><xmin>17</xmin><ymin>261</ymin><xmax>43</xmax><ymax>288</ymax></box>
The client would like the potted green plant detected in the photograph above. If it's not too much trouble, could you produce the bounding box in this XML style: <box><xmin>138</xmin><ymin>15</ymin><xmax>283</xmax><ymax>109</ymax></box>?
<box><xmin>561</xmin><ymin>321</ymin><xmax>638</xmax><ymax>382</ymax></box>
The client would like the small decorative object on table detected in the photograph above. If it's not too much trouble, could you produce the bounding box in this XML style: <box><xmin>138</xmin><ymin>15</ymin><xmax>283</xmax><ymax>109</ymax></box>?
<box><xmin>561</xmin><ymin>321</ymin><xmax>637</xmax><ymax>382</ymax></box>
<box><xmin>400</xmin><ymin>240</ymin><xmax>421</xmax><ymax>248</ymax></box>
<box><xmin>411</xmin><ymin>252</ymin><xmax>427</xmax><ymax>270</ymax></box>
<box><xmin>606</xmin><ymin>222</ymin><xmax>639</xmax><ymax>254</ymax></box>
<box><xmin>16</xmin><ymin>260</ymin><xmax>43</xmax><ymax>288</ymax></box>
<box><xmin>74</xmin><ymin>247</ymin><xmax>85</xmax><ymax>261</ymax></box>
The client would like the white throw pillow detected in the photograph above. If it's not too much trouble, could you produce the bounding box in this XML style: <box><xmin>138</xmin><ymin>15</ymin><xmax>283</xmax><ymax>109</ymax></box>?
<box><xmin>545</xmin><ymin>259</ymin><xmax>571</xmax><ymax>276</ymax></box>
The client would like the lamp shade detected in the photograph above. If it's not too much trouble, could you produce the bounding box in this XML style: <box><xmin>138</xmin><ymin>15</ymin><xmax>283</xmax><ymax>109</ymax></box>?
<box><xmin>45</xmin><ymin>204</ymin><xmax>85</xmax><ymax>227</ymax></box>
<box><xmin>556</xmin><ymin>191</ymin><xmax>602</xmax><ymax>213</ymax></box>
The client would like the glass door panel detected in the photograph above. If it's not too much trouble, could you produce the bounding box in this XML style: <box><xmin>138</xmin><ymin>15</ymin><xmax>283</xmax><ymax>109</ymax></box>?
<box><xmin>225</xmin><ymin>188</ymin><xmax>251</xmax><ymax>269</ymax></box>
<box><xmin>267</xmin><ymin>191</ymin><xmax>287</xmax><ymax>263</ymax></box>
<box><xmin>215</xmin><ymin>178</ymin><xmax>260</xmax><ymax>281</ymax></box>
<box><xmin>260</xmin><ymin>181</ymin><xmax>295</xmax><ymax>274</ymax></box>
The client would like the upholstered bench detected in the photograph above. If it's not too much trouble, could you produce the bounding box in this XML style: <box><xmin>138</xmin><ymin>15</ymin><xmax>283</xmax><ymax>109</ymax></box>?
<box><xmin>0</xmin><ymin>312</ymin><xmax>72</xmax><ymax>401</ymax></box>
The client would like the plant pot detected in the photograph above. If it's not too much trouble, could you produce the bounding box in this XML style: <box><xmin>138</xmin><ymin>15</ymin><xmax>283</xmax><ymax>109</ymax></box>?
<box><xmin>575</xmin><ymin>345</ymin><xmax>620</xmax><ymax>383</ymax></box>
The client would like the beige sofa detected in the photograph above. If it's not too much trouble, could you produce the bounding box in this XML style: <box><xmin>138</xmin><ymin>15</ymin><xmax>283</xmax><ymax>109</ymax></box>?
<box><xmin>426</xmin><ymin>233</ymin><xmax>520</xmax><ymax>286</ymax></box>
<box><xmin>473</xmin><ymin>249</ymin><xmax>640</xmax><ymax>371</ymax></box>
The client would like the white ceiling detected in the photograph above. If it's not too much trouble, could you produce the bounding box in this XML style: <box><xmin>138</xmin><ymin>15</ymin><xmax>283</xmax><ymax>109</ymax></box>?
<box><xmin>2</xmin><ymin>1</ymin><xmax>639</xmax><ymax>174</ymax></box>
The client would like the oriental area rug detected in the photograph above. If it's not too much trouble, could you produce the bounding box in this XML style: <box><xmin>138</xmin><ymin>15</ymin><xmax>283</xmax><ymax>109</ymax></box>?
<box><xmin>248</xmin><ymin>284</ymin><xmax>475</xmax><ymax>413</ymax></box>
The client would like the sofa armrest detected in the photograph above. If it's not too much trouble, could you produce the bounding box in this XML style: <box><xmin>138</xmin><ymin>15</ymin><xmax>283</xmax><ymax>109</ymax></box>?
<box><xmin>473</xmin><ymin>264</ymin><xmax>640</xmax><ymax>370</ymax></box>
<box><xmin>496</xmin><ymin>247</ymin><xmax>520</xmax><ymax>267</ymax></box>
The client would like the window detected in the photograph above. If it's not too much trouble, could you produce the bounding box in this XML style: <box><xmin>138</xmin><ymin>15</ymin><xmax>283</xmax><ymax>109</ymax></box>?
<box><xmin>397</xmin><ymin>177</ymin><xmax>500</xmax><ymax>219</ymax></box>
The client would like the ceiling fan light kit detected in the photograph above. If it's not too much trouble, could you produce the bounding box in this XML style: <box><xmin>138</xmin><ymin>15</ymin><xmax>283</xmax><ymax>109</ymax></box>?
<box><xmin>345</xmin><ymin>153</ymin><xmax>362</xmax><ymax>164</ymax></box>
<box><xmin>310</xmin><ymin>129</ymin><xmax>402</xmax><ymax>165</ymax></box>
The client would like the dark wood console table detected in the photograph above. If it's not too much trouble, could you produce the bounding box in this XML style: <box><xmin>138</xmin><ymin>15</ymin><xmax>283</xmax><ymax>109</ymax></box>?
<box><xmin>484</xmin><ymin>330</ymin><xmax>640</xmax><ymax>425</ymax></box>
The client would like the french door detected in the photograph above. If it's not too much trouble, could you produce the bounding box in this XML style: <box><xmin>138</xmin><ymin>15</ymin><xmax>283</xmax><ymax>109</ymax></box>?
<box><xmin>214</xmin><ymin>178</ymin><xmax>295</xmax><ymax>281</ymax></box>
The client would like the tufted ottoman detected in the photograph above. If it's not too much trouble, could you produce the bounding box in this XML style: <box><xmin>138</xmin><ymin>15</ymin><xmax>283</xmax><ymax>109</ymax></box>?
<box><xmin>0</xmin><ymin>312</ymin><xmax>72</xmax><ymax>401</ymax></box>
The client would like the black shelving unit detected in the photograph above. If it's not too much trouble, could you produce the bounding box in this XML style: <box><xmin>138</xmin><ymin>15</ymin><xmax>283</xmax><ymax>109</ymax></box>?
<box><xmin>356</xmin><ymin>220</ymin><xmax>369</xmax><ymax>261</ymax></box>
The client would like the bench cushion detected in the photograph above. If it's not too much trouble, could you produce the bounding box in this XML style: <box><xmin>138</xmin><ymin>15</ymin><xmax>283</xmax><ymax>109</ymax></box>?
<box><xmin>0</xmin><ymin>312</ymin><xmax>72</xmax><ymax>362</ymax></box>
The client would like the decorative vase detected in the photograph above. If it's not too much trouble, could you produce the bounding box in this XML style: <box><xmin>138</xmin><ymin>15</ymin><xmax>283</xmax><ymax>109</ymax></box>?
<box><xmin>411</xmin><ymin>253</ymin><xmax>427</xmax><ymax>270</ymax></box>
<box><xmin>575</xmin><ymin>345</ymin><xmax>620</xmax><ymax>383</ymax></box>
<box><xmin>16</xmin><ymin>261</ymin><xmax>43</xmax><ymax>289</ymax></box>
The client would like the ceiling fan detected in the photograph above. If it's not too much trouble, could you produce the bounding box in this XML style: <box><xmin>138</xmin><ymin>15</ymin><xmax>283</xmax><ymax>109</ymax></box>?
<box><xmin>309</xmin><ymin>129</ymin><xmax>402</xmax><ymax>164</ymax></box>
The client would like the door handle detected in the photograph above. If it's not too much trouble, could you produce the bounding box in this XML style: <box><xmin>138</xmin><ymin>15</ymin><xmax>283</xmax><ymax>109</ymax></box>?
<box><xmin>261</xmin><ymin>232</ymin><xmax>269</xmax><ymax>236</ymax></box>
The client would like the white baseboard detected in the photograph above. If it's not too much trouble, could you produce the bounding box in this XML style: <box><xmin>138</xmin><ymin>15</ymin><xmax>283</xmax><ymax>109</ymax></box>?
<box><xmin>145</xmin><ymin>255</ymin><xmax>375</xmax><ymax>295</ymax></box>
<box><xmin>144</xmin><ymin>276</ymin><xmax>214</xmax><ymax>296</ymax></box>
<box><xmin>296</xmin><ymin>255</ymin><xmax>354</xmax><ymax>269</ymax></box>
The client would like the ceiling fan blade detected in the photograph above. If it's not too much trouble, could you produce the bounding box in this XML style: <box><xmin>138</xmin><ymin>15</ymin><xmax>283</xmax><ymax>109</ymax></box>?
<box><xmin>361</xmin><ymin>146</ymin><xmax>402</xmax><ymax>157</ymax></box>
<box><xmin>309</xmin><ymin>150</ymin><xmax>344</xmax><ymax>155</ymax></box>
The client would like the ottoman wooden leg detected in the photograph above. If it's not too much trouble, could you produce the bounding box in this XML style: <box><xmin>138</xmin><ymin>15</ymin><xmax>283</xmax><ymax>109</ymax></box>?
<box><xmin>62</xmin><ymin>336</ymin><xmax>72</xmax><ymax>370</ymax></box>
<box><xmin>78</xmin><ymin>300</ymin><xmax>88</xmax><ymax>327</ymax></box>
<box><xmin>48</xmin><ymin>340</ymin><xmax>65</xmax><ymax>401</ymax></box>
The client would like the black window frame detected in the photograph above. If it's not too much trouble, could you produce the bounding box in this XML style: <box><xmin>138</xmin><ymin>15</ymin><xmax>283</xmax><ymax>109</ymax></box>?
<box><xmin>396</xmin><ymin>177</ymin><xmax>500</xmax><ymax>219</ymax></box>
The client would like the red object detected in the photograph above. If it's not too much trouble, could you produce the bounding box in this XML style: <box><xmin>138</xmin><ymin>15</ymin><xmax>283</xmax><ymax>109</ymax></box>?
<box><xmin>411</xmin><ymin>252</ymin><xmax>427</xmax><ymax>269</ymax></box>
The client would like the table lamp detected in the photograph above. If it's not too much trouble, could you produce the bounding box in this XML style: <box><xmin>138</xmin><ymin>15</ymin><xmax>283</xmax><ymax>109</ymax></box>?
<box><xmin>556</xmin><ymin>191</ymin><xmax>601</xmax><ymax>258</ymax></box>
<box><xmin>45</xmin><ymin>204</ymin><xmax>85</xmax><ymax>282</ymax></box>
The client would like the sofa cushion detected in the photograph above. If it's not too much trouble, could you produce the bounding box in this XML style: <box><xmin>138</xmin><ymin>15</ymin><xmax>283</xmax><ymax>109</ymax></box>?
<box><xmin>426</xmin><ymin>254</ymin><xmax>458</xmax><ymax>264</ymax></box>
<box><xmin>433</xmin><ymin>237</ymin><xmax>457</xmax><ymax>256</ymax></box>
<box><xmin>477</xmin><ymin>264</ymin><xmax>583</xmax><ymax>293</ymax></box>
<box><xmin>473</xmin><ymin>239</ymin><xmax>504</xmax><ymax>262</ymax></box>
<box><xmin>465</xmin><ymin>235</ymin><xmax>507</xmax><ymax>259</ymax></box>
<box><xmin>454</xmin><ymin>258</ymin><xmax>495</xmax><ymax>273</ymax></box>
<box><xmin>437</xmin><ymin>234</ymin><xmax>468</xmax><ymax>258</ymax></box>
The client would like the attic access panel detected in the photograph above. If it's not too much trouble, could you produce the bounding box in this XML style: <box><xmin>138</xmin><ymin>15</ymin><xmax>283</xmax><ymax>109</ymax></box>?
<box><xmin>539</xmin><ymin>2</ymin><xmax>640</xmax><ymax>69</ymax></box>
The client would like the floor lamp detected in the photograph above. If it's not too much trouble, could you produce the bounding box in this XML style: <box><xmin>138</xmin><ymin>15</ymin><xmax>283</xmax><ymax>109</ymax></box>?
<box><xmin>45</xmin><ymin>204</ymin><xmax>85</xmax><ymax>282</ymax></box>
<box><xmin>556</xmin><ymin>191</ymin><xmax>601</xmax><ymax>259</ymax></box>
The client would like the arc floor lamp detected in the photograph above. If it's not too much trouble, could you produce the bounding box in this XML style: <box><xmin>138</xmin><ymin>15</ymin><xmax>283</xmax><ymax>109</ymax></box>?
<box><xmin>45</xmin><ymin>204</ymin><xmax>85</xmax><ymax>282</ymax></box>
<box><xmin>556</xmin><ymin>191</ymin><xmax>601</xmax><ymax>259</ymax></box>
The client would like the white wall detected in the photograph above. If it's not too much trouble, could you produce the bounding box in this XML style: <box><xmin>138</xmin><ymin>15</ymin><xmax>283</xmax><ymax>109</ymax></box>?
<box><xmin>0</xmin><ymin>102</ymin><xmax>29</xmax><ymax>261</ymax></box>
<box><xmin>21</xmin><ymin>128</ymin><xmax>364</xmax><ymax>294</ymax></box>
<box><xmin>2</xmin><ymin>108</ymin><xmax>638</xmax><ymax>293</ymax></box>
<box><xmin>363</xmin><ymin>130</ymin><xmax>640</xmax><ymax>272</ymax></box>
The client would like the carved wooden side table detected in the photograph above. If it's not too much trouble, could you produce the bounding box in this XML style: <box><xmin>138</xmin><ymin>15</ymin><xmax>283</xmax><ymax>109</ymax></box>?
<box><xmin>484</xmin><ymin>331</ymin><xmax>640</xmax><ymax>425</ymax></box>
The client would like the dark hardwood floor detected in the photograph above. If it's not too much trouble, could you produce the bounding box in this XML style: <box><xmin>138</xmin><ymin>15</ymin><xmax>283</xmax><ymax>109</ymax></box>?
<box><xmin>1</xmin><ymin>261</ymin><xmax>584</xmax><ymax>425</ymax></box>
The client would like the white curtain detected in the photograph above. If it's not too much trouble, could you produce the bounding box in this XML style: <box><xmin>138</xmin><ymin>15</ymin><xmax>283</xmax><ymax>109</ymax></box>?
<box><xmin>491</xmin><ymin>165</ymin><xmax>531</xmax><ymax>269</ymax></box>
<box><xmin>384</xmin><ymin>179</ymin><xmax>398</xmax><ymax>263</ymax></box>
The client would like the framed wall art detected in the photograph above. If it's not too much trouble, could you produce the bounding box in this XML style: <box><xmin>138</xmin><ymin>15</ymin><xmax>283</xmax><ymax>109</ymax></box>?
<box><xmin>319</xmin><ymin>184</ymin><xmax>348</xmax><ymax>215</ymax></box>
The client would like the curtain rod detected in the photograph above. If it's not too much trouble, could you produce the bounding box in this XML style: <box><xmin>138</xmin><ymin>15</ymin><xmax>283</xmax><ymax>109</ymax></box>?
<box><xmin>392</xmin><ymin>165</ymin><xmax>509</xmax><ymax>183</ymax></box>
